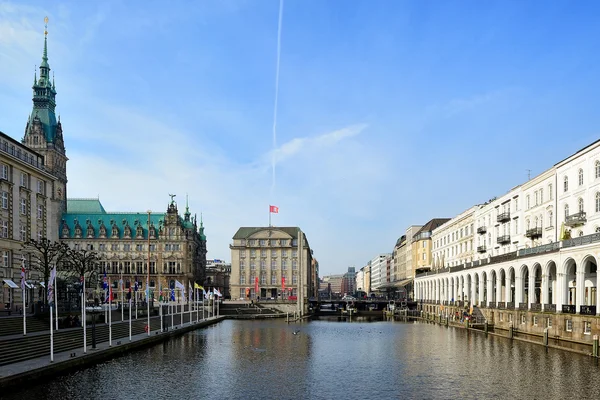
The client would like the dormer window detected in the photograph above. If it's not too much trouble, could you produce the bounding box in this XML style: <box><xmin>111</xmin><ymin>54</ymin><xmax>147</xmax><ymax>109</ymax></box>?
<box><xmin>136</xmin><ymin>225</ymin><xmax>144</xmax><ymax>238</ymax></box>
<box><xmin>61</xmin><ymin>223</ymin><xmax>69</xmax><ymax>238</ymax></box>
<box><xmin>124</xmin><ymin>226</ymin><xmax>131</xmax><ymax>238</ymax></box>
<box><xmin>87</xmin><ymin>225</ymin><xmax>94</xmax><ymax>238</ymax></box>
<box><xmin>99</xmin><ymin>225</ymin><xmax>107</xmax><ymax>238</ymax></box>
<box><xmin>150</xmin><ymin>227</ymin><xmax>156</xmax><ymax>239</ymax></box>
<box><xmin>112</xmin><ymin>226</ymin><xmax>119</xmax><ymax>238</ymax></box>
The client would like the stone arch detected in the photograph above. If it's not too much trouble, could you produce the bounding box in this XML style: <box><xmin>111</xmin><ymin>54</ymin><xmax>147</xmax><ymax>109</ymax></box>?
<box><xmin>530</xmin><ymin>262</ymin><xmax>542</xmax><ymax>305</ymax></box>
<box><xmin>481</xmin><ymin>270</ymin><xmax>488</xmax><ymax>305</ymax></box>
<box><xmin>543</xmin><ymin>259</ymin><xmax>558</xmax><ymax>308</ymax></box>
<box><xmin>489</xmin><ymin>269</ymin><xmax>497</xmax><ymax>304</ymax></box>
<box><xmin>562</xmin><ymin>257</ymin><xmax>577</xmax><ymax>307</ymax></box>
<box><xmin>507</xmin><ymin>267</ymin><xmax>516</xmax><ymax>305</ymax></box>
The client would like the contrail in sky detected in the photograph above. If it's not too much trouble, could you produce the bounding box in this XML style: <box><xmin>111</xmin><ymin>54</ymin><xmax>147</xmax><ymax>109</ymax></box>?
<box><xmin>271</xmin><ymin>0</ymin><xmax>284</xmax><ymax>198</ymax></box>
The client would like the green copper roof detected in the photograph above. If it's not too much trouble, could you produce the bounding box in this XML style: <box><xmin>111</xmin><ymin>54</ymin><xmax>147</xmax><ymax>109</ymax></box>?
<box><xmin>67</xmin><ymin>199</ymin><xmax>107</xmax><ymax>213</ymax></box>
<box><xmin>60</xmin><ymin>211</ymin><xmax>165</xmax><ymax>240</ymax></box>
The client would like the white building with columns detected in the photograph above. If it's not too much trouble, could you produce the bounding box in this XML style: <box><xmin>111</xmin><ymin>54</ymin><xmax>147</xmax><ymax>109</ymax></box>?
<box><xmin>415</xmin><ymin>139</ymin><xmax>600</xmax><ymax>318</ymax></box>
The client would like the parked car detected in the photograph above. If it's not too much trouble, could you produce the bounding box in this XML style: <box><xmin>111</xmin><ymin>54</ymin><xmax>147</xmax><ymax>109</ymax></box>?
<box><xmin>342</xmin><ymin>295</ymin><xmax>356</xmax><ymax>301</ymax></box>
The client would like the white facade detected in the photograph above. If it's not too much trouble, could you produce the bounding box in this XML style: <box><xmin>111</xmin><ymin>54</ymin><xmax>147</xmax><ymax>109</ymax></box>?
<box><xmin>432</xmin><ymin>206</ymin><xmax>477</xmax><ymax>269</ymax></box>
<box><xmin>416</xmin><ymin>139</ymin><xmax>600</xmax><ymax>316</ymax></box>
<box><xmin>370</xmin><ymin>253</ymin><xmax>391</xmax><ymax>290</ymax></box>
<box><xmin>556</xmin><ymin>143</ymin><xmax>600</xmax><ymax>237</ymax></box>
<box><xmin>355</xmin><ymin>267</ymin><xmax>365</xmax><ymax>292</ymax></box>
<box><xmin>521</xmin><ymin>169</ymin><xmax>557</xmax><ymax>247</ymax></box>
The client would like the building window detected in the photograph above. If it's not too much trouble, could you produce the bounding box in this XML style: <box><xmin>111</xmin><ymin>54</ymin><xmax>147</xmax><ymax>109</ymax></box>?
<box><xmin>565</xmin><ymin>319</ymin><xmax>572</xmax><ymax>332</ymax></box>
<box><xmin>270</xmin><ymin>239</ymin><xmax>277</xmax><ymax>246</ymax></box>
<box><xmin>2</xmin><ymin>250</ymin><xmax>10</xmax><ymax>267</ymax></box>
<box><xmin>250</xmin><ymin>249</ymin><xmax>256</xmax><ymax>257</ymax></box>
<box><xmin>422</xmin><ymin>253</ymin><xmax>426</xmax><ymax>261</ymax></box>
<box><xmin>596</xmin><ymin>193</ymin><xmax>600</xmax><ymax>213</ymax></box>
<box><xmin>564</xmin><ymin>176</ymin><xmax>568</xmax><ymax>192</ymax></box>
<box><xmin>584</xmin><ymin>321</ymin><xmax>591</xmax><ymax>335</ymax></box>
<box><xmin>282</xmin><ymin>249</ymin><xmax>287</xmax><ymax>257</ymax></box>
<box><xmin>260</xmin><ymin>274</ymin><xmax>266</xmax><ymax>285</ymax></box>
<box><xmin>535</xmin><ymin>191</ymin><xmax>538</xmax><ymax>206</ymax></box>
<box><xmin>240</xmin><ymin>250</ymin><xmax>245</xmax><ymax>258</ymax></box>
<box><xmin>240</xmin><ymin>260</ymin><xmax>245</xmax><ymax>270</ymax></box>
<box><xmin>578</xmin><ymin>198</ymin><xmax>584</xmax><ymax>213</ymax></box>
<box><xmin>526</xmin><ymin>195</ymin><xmax>530</xmax><ymax>209</ymax></box>
<box><xmin>271</xmin><ymin>249</ymin><xmax>276</xmax><ymax>257</ymax></box>
<box><xmin>521</xmin><ymin>315</ymin><xmax>526</xmax><ymax>325</ymax></box>
<box><xmin>292</xmin><ymin>250</ymin><xmax>298</xmax><ymax>258</ymax></box>
<box><xmin>578</xmin><ymin>168</ymin><xmax>584</xmax><ymax>186</ymax></box>
<box><xmin>37</xmin><ymin>180</ymin><xmax>44</xmax><ymax>194</ymax></box>
<box><xmin>533</xmin><ymin>316</ymin><xmax>538</xmax><ymax>326</ymax></box>
<box><xmin>499</xmin><ymin>313</ymin><xmax>503</xmax><ymax>321</ymax></box>
<box><xmin>282</xmin><ymin>260</ymin><xmax>287</xmax><ymax>270</ymax></box>
<box><xmin>260</xmin><ymin>260</ymin><xmax>266</xmax><ymax>270</ymax></box>
<box><xmin>540</xmin><ymin>188</ymin><xmax>543</xmax><ymax>203</ymax></box>
<box><xmin>281</xmin><ymin>239</ymin><xmax>287</xmax><ymax>246</ymax></box>
<box><xmin>0</xmin><ymin>164</ymin><xmax>7</xmax><ymax>180</ymax></box>
<box><xmin>20</xmin><ymin>173</ymin><xmax>28</xmax><ymax>188</ymax></box>
<box><xmin>20</xmin><ymin>225</ymin><xmax>26</xmax><ymax>241</ymax></box>
<box><xmin>136</xmin><ymin>244</ymin><xmax>143</xmax><ymax>251</ymax></box>
<box><xmin>1</xmin><ymin>191</ymin><xmax>8</xmax><ymax>209</ymax></box>
<box><xmin>37</xmin><ymin>205</ymin><xmax>43</xmax><ymax>219</ymax></box>
<box><xmin>271</xmin><ymin>274</ymin><xmax>277</xmax><ymax>285</ymax></box>
<box><xmin>596</xmin><ymin>161</ymin><xmax>600</xmax><ymax>179</ymax></box>
<box><xmin>292</xmin><ymin>260</ymin><xmax>297</xmax><ymax>270</ymax></box>
<box><xmin>249</xmin><ymin>239</ymin><xmax>256</xmax><ymax>246</ymax></box>
<box><xmin>250</xmin><ymin>261</ymin><xmax>256</xmax><ymax>271</ymax></box>
<box><xmin>271</xmin><ymin>259</ymin><xmax>276</xmax><ymax>269</ymax></box>
<box><xmin>240</xmin><ymin>276</ymin><xmax>246</xmax><ymax>285</ymax></box>
<box><xmin>548</xmin><ymin>210</ymin><xmax>553</xmax><ymax>227</ymax></box>
<box><xmin>261</xmin><ymin>249</ymin><xmax>267</xmax><ymax>257</ymax></box>
<box><xmin>546</xmin><ymin>317</ymin><xmax>552</xmax><ymax>328</ymax></box>
<box><xmin>549</xmin><ymin>183</ymin><xmax>553</xmax><ymax>200</ymax></box>
<box><xmin>508</xmin><ymin>314</ymin><xmax>513</xmax><ymax>323</ymax></box>
<box><xmin>564</xmin><ymin>204</ymin><xmax>569</xmax><ymax>219</ymax></box>
<box><xmin>20</xmin><ymin>198</ymin><xmax>27</xmax><ymax>215</ymax></box>
<box><xmin>99</xmin><ymin>243</ymin><xmax>106</xmax><ymax>251</ymax></box>
<box><xmin>259</xmin><ymin>239</ymin><xmax>266</xmax><ymax>246</ymax></box>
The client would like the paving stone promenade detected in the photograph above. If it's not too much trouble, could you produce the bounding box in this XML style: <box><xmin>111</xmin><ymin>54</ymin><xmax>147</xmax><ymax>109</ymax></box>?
<box><xmin>0</xmin><ymin>311</ymin><xmax>222</xmax><ymax>391</ymax></box>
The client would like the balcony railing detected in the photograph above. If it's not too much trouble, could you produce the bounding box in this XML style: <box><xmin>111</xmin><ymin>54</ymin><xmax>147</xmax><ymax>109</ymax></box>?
<box><xmin>477</xmin><ymin>245</ymin><xmax>487</xmax><ymax>253</ymax></box>
<box><xmin>525</xmin><ymin>227</ymin><xmax>543</xmax><ymax>239</ymax></box>
<box><xmin>477</xmin><ymin>226</ymin><xmax>487</xmax><ymax>234</ymax></box>
<box><xmin>497</xmin><ymin>212</ymin><xmax>511</xmax><ymax>223</ymax></box>
<box><xmin>565</xmin><ymin>211</ymin><xmax>586</xmax><ymax>227</ymax></box>
<box><xmin>497</xmin><ymin>235</ymin><xmax>511</xmax><ymax>244</ymax></box>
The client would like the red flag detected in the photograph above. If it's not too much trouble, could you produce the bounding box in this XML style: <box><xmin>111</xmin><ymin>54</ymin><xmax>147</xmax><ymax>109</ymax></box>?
<box><xmin>255</xmin><ymin>276</ymin><xmax>259</xmax><ymax>295</ymax></box>
<box><xmin>269</xmin><ymin>205</ymin><xmax>279</xmax><ymax>213</ymax></box>
<box><xmin>282</xmin><ymin>276</ymin><xmax>285</xmax><ymax>291</ymax></box>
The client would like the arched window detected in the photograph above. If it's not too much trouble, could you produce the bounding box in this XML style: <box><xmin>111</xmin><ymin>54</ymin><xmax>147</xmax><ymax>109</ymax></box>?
<box><xmin>526</xmin><ymin>219</ymin><xmax>530</xmax><ymax>230</ymax></box>
<box><xmin>596</xmin><ymin>161</ymin><xmax>600</xmax><ymax>179</ymax></box>
<box><xmin>596</xmin><ymin>192</ymin><xmax>600</xmax><ymax>213</ymax></box>
<box><xmin>564</xmin><ymin>204</ymin><xmax>569</xmax><ymax>219</ymax></box>
<box><xmin>578</xmin><ymin>168</ymin><xmax>584</xmax><ymax>186</ymax></box>
<box><xmin>564</xmin><ymin>176</ymin><xmax>569</xmax><ymax>192</ymax></box>
<box><xmin>578</xmin><ymin>198</ymin><xmax>584</xmax><ymax>213</ymax></box>
<box><xmin>548</xmin><ymin>210</ymin><xmax>553</xmax><ymax>227</ymax></box>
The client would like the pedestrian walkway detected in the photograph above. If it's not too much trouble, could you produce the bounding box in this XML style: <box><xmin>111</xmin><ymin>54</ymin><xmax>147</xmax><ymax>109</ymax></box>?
<box><xmin>0</xmin><ymin>315</ymin><xmax>223</xmax><ymax>391</ymax></box>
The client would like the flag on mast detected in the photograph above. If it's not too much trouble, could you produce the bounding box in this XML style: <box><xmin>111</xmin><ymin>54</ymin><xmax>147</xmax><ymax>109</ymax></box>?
<box><xmin>269</xmin><ymin>205</ymin><xmax>279</xmax><ymax>213</ymax></box>
<box><xmin>20</xmin><ymin>261</ymin><xmax>26</xmax><ymax>290</ymax></box>
<box><xmin>48</xmin><ymin>265</ymin><xmax>57</xmax><ymax>303</ymax></box>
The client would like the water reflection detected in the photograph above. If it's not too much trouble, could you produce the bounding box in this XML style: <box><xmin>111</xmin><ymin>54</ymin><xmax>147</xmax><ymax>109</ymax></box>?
<box><xmin>4</xmin><ymin>320</ymin><xmax>600</xmax><ymax>400</ymax></box>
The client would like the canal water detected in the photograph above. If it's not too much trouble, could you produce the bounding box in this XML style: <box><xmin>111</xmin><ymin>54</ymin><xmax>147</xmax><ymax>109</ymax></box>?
<box><xmin>5</xmin><ymin>318</ymin><xmax>600</xmax><ymax>399</ymax></box>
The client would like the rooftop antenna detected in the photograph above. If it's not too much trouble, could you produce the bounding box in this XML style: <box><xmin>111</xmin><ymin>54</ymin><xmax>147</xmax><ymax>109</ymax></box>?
<box><xmin>526</xmin><ymin>169</ymin><xmax>531</xmax><ymax>180</ymax></box>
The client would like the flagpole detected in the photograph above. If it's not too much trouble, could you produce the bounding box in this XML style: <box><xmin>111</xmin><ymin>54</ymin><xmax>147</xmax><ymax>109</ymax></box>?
<box><xmin>180</xmin><ymin>289</ymin><xmax>183</xmax><ymax>327</ymax></box>
<box><xmin>129</xmin><ymin>297</ymin><xmax>132</xmax><ymax>342</ymax></box>
<box><xmin>171</xmin><ymin>292</ymin><xmax>174</xmax><ymax>328</ymax></box>
<box><xmin>109</xmin><ymin>276</ymin><xmax>112</xmax><ymax>347</ymax></box>
<box><xmin>146</xmin><ymin>210</ymin><xmax>151</xmax><ymax>336</ymax></box>
<box><xmin>22</xmin><ymin>286</ymin><xmax>26</xmax><ymax>336</ymax></box>
<box><xmin>121</xmin><ymin>272</ymin><xmax>124</xmax><ymax>322</ymax></box>
<box><xmin>54</xmin><ymin>271</ymin><xmax>58</xmax><ymax>331</ymax></box>
<box><xmin>83</xmin><ymin>275</ymin><xmax>86</xmax><ymax>353</ymax></box>
<box><xmin>50</xmin><ymin>303</ymin><xmax>54</xmax><ymax>362</ymax></box>
<box><xmin>269</xmin><ymin>208</ymin><xmax>271</xmax><ymax>227</ymax></box>
<box><xmin>159</xmin><ymin>288</ymin><xmax>163</xmax><ymax>333</ymax></box>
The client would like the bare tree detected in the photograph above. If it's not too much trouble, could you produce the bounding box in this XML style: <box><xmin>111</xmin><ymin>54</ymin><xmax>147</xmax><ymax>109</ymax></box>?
<box><xmin>64</xmin><ymin>249</ymin><xmax>100</xmax><ymax>286</ymax></box>
<box><xmin>22</xmin><ymin>238</ymin><xmax>70</xmax><ymax>306</ymax></box>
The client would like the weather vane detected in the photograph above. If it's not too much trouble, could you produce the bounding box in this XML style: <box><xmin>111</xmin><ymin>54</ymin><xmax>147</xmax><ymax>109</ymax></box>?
<box><xmin>44</xmin><ymin>16</ymin><xmax>48</xmax><ymax>37</ymax></box>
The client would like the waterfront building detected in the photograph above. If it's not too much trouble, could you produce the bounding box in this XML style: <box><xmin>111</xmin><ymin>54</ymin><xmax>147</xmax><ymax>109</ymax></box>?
<box><xmin>355</xmin><ymin>267</ymin><xmax>365</xmax><ymax>293</ymax></box>
<box><xmin>229</xmin><ymin>227</ymin><xmax>314</xmax><ymax>307</ymax></box>
<box><xmin>369</xmin><ymin>254</ymin><xmax>391</xmax><ymax>291</ymax></box>
<box><xmin>411</xmin><ymin>219</ymin><xmax>450</xmax><ymax>275</ymax></box>
<box><xmin>364</xmin><ymin>262</ymin><xmax>371</xmax><ymax>294</ymax></box>
<box><xmin>341</xmin><ymin>266</ymin><xmax>356</xmax><ymax>295</ymax></box>
<box><xmin>60</xmin><ymin>198</ymin><xmax>207</xmax><ymax>297</ymax></box>
<box><xmin>432</xmin><ymin>206</ymin><xmax>477</xmax><ymax>269</ymax></box>
<box><xmin>402</xmin><ymin>225</ymin><xmax>422</xmax><ymax>279</ymax></box>
<box><xmin>415</xmin><ymin>139</ymin><xmax>600</xmax><ymax>334</ymax></box>
<box><xmin>391</xmin><ymin>235</ymin><xmax>405</xmax><ymax>282</ymax></box>
<box><xmin>321</xmin><ymin>274</ymin><xmax>343</xmax><ymax>296</ymax></box>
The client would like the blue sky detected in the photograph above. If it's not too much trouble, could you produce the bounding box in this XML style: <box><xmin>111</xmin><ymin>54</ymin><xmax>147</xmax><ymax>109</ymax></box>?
<box><xmin>2</xmin><ymin>0</ymin><xmax>600</xmax><ymax>275</ymax></box>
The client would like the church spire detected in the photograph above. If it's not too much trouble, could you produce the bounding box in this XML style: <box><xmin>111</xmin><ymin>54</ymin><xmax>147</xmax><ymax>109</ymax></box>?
<box><xmin>184</xmin><ymin>194</ymin><xmax>191</xmax><ymax>221</ymax></box>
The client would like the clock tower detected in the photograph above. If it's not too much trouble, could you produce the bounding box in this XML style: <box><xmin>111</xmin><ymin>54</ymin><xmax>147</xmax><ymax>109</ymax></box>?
<box><xmin>22</xmin><ymin>17</ymin><xmax>68</xmax><ymax>216</ymax></box>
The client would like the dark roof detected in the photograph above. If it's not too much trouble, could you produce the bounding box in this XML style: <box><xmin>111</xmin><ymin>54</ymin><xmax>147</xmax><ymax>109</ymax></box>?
<box><xmin>395</xmin><ymin>235</ymin><xmax>406</xmax><ymax>247</ymax></box>
<box><xmin>232</xmin><ymin>227</ymin><xmax>301</xmax><ymax>239</ymax></box>
<box><xmin>414</xmin><ymin>218</ymin><xmax>450</xmax><ymax>238</ymax></box>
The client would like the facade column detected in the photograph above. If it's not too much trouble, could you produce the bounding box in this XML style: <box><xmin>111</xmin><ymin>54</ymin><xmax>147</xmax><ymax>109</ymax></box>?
<box><xmin>541</xmin><ymin>273</ymin><xmax>549</xmax><ymax>308</ymax></box>
<box><xmin>529</xmin><ymin>268</ymin><xmax>536</xmax><ymax>308</ymax></box>
<box><xmin>496</xmin><ymin>276</ymin><xmax>502</xmax><ymax>304</ymax></box>
<box><xmin>486</xmin><ymin>276</ymin><xmax>493</xmax><ymax>305</ymax></box>
<box><xmin>479</xmin><ymin>274</ymin><xmax>485</xmax><ymax>306</ymax></box>
<box><xmin>515</xmin><ymin>276</ymin><xmax>523</xmax><ymax>305</ymax></box>
<box><xmin>576</xmin><ymin>269</ymin><xmax>585</xmax><ymax>311</ymax></box>
<box><xmin>556</xmin><ymin>272</ymin><xmax>565</xmax><ymax>311</ymax></box>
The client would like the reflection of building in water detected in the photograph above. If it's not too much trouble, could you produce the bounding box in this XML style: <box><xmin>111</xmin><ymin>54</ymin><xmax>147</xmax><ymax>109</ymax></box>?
<box><xmin>205</xmin><ymin>259</ymin><xmax>231</xmax><ymax>299</ymax></box>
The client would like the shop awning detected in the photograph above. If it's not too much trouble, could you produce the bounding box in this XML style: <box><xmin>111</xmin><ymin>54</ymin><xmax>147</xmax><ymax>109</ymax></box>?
<box><xmin>2</xmin><ymin>279</ymin><xmax>19</xmax><ymax>289</ymax></box>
